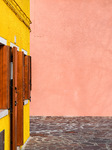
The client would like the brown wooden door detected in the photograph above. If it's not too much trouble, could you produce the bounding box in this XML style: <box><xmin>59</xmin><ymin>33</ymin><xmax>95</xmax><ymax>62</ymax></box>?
<box><xmin>28</xmin><ymin>56</ymin><xmax>32</xmax><ymax>101</ymax></box>
<box><xmin>30</xmin><ymin>56</ymin><xmax>32</xmax><ymax>91</ymax></box>
<box><xmin>0</xmin><ymin>46</ymin><xmax>10</xmax><ymax>109</ymax></box>
<box><xmin>11</xmin><ymin>47</ymin><xmax>17</xmax><ymax>150</ymax></box>
<box><xmin>24</xmin><ymin>55</ymin><xmax>32</xmax><ymax>101</ymax></box>
<box><xmin>24</xmin><ymin>55</ymin><xmax>29</xmax><ymax>100</ymax></box>
<box><xmin>0</xmin><ymin>46</ymin><xmax>32</xmax><ymax>149</ymax></box>
<box><xmin>17</xmin><ymin>51</ymin><xmax>24</xmax><ymax>146</ymax></box>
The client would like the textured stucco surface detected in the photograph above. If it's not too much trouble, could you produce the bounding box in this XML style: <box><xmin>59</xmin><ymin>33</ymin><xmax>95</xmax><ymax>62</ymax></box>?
<box><xmin>30</xmin><ymin>0</ymin><xmax>112</xmax><ymax>116</ymax></box>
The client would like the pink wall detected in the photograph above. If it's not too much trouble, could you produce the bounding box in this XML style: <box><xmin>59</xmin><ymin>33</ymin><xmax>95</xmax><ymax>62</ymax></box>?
<box><xmin>30</xmin><ymin>0</ymin><xmax>112</xmax><ymax>116</ymax></box>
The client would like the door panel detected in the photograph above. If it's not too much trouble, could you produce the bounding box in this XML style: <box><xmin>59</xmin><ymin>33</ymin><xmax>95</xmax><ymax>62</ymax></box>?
<box><xmin>17</xmin><ymin>51</ymin><xmax>24</xmax><ymax>146</ymax></box>
<box><xmin>0</xmin><ymin>46</ymin><xmax>3</xmax><ymax>108</ymax></box>
<box><xmin>2</xmin><ymin>46</ymin><xmax>10</xmax><ymax>108</ymax></box>
<box><xmin>0</xmin><ymin>46</ymin><xmax>10</xmax><ymax>109</ymax></box>
<box><xmin>28</xmin><ymin>56</ymin><xmax>32</xmax><ymax>101</ymax></box>
<box><xmin>24</xmin><ymin>55</ymin><xmax>32</xmax><ymax>100</ymax></box>
<box><xmin>11</xmin><ymin>47</ymin><xmax>17</xmax><ymax>150</ymax></box>
<box><xmin>24</xmin><ymin>55</ymin><xmax>29</xmax><ymax>100</ymax></box>
<box><xmin>30</xmin><ymin>56</ymin><xmax>32</xmax><ymax>91</ymax></box>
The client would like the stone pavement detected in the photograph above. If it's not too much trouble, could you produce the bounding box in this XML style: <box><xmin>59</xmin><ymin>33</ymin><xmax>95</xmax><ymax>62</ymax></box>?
<box><xmin>24</xmin><ymin>116</ymin><xmax>112</xmax><ymax>150</ymax></box>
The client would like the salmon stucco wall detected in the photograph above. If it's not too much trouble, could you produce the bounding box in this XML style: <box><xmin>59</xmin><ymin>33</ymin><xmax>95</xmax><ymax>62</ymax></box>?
<box><xmin>30</xmin><ymin>0</ymin><xmax>112</xmax><ymax>116</ymax></box>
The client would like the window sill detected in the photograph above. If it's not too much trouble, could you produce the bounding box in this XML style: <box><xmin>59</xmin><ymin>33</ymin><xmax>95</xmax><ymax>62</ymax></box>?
<box><xmin>24</xmin><ymin>100</ymin><xmax>28</xmax><ymax>105</ymax></box>
<box><xmin>0</xmin><ymin>110</ymin><xmax>8</xmax><ymax>119</ymax></box>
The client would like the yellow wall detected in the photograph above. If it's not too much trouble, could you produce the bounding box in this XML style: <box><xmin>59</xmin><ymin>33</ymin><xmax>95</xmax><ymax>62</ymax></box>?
<box><xmin>20</xmin><ymin>101</ymin><xmax>30</xmax><ymax>149</ymax></box>
<box><xmin>23</xmin><ymin>101</ymin><xmax>30</xmax><ymax>144</ymax></box>
<box><xmin>0</xmin><ymin>105</ymin><xmax>30</xmax><ymax>150</ymax></box>
<box><xmin>0</xmin><ymin>112</ymin><xmax>10</xmax><ymax>150</ymax></box>
<box><xmin>0</xmin><ymin>0</ymin><xmax>30</xmax><ymax>54</ymax></box>
<box><xmin>17</xmin><ymin>0</ymin><xmax>30</xmax><ymax>18</ymax></box>
<box><xmin>0</xmin><ymin>0</ymin><xmax>30</xmax><ymax>149</ymax></box>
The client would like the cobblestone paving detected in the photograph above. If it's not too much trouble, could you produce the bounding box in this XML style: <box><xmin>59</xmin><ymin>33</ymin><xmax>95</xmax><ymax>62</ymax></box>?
<box><xmin>24</xmin><ymin>116</ymin><xmax>112</xmax><ymax>150</ymax></box>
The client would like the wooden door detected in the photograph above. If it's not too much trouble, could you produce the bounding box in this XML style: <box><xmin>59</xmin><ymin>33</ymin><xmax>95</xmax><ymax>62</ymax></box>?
<box><xmin>24</xmin><ymin>55</ymin><xmax>29</xmax><ymax>100</ymax></box>
<box><xmin>17</xmin><ymin>51</ymin><xmax>24</xmax><ymax>146</ymax></box>
<box><xmin>0</xmin><ymin>46</ymin><xmax>32</xmax><ymax>149</ymax></box>
<box><xmin>24</xmin><ymin>55</ymin><xmax>32</xmax><ymax>101</ymax></box>
<box><xmin>10</xmin><ymin>47</ymin><xmax>17</xmax><ymax>150</ymax></box>
<box><xmin>28</xmin><ymin>56</ymin><xmax>32</xmax><ymax>101</ymax></box>
<box><xmin>0</xmin><ymin>46</ymin><xmax>10</xmax><ymax>109</ymax></box>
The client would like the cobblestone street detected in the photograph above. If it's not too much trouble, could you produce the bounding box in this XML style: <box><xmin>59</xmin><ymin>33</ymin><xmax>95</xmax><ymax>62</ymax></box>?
<box><xmin>24</xmin><ymin>117</ymin><xmax>112</xmax><ymax>150</ymax></box>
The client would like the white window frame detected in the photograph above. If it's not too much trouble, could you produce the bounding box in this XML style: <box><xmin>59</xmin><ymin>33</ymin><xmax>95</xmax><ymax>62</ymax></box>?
<box><xmin>22</xmin><ymin>49</ymin><xmax>28</xmax><ymax>55</ymax></box>
<box><xmin>0</xmin><ymin>36</ymin><xmax>7</xmax><ymax>45</ymax></box>
<box><xmin>24</xmin><ymin>100</ymin><xmax>28</xmax><ymax>105</ymax></box>
<box><xmin>0</xmin><ymin>110</ymin><xmax>8</xmax><ymax>119</ymax></box>
<box><xmin>10</xmin><ymin>42</ymin><xmax>19</xmax><ymax>51</ymax></box>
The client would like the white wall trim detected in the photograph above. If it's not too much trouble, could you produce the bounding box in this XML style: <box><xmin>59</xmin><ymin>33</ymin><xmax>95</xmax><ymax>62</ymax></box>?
<box><xmin>0</xmin><ymin>110</ymin><xmax>8</xmax><ymax>119</ymax></box>
<box><xmin>22</xmin><ymin>49</ymin><xmax>28</xmax><ymax>55</ymax></box>
<box><xmin>24</xmin><ymin>100</ymin><xmax>28</xmax><ymax>105</ymax></box>
<box><xmin>0</xmin><ymin>36</ymin><xmax>7</xmax><ymax>45</ymax></box>
<box><xmin>10</xmin><ymin>42</ymin><xmax>19</xmax><ymax>51</ymax></box>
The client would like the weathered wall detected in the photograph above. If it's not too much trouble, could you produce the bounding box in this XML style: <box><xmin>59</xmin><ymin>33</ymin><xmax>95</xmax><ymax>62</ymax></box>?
<box><xmin>30</xmin><ymin>0</ymin><xmax>112</xmax><ymax>116</ymax></box>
